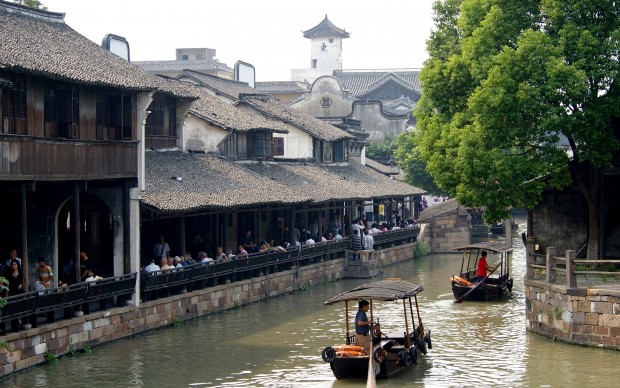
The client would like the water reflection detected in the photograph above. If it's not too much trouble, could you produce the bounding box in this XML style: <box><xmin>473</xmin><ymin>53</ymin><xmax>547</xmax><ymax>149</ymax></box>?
<box><xmin>4</xmin><ymin>219</ymin><xmax>620</xmax><ymax>387</ymax></box>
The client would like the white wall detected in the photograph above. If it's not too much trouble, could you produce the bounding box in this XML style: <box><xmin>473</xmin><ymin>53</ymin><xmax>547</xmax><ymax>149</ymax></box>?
<box><xmin>184</xmin><ymin>115</ymin><xmax>229</xmax><ymax>152</ymax></box>
<box><xmin>274</xmin><ymin>124</ymin><xmax>314</xmax><ymax>159</ymax></box>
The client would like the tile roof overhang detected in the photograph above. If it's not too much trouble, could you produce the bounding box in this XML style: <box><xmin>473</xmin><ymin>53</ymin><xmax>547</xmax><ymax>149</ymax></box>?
<box><xmin>242</xmin><ymin>160</ymin><xmax>425</xmax><ymax>204</ymax></box>
<box><xmin>0</xmin><ymin>2</ymin><xmax>194</xmax><ymax>99</ymax></box>
<box><xmin>186</xmin><ymin>84</ymin><xmax>288</xmax><ymax>133</ymax></box>
<box><xmin>142</xmin><ymin>151</ymin><xmax>311</xmax><ymax>214</ymax></box>
<box><xmin>142</xmin><ymin>152</ymin><xmax>425</xmax><ymax>214</ymax></box>
<box><xmin>236</xmin><ymin>95</ymin><xmax>355</xmax><ymax>142</ymax></box>
<box><xmin>303</xmin><ymin>15</ymin><xmax>350</xmax><ymax>39</ymax></box>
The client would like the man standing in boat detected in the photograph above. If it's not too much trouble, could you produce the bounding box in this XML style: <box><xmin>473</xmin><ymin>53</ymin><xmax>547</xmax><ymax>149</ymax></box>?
<box><xmin>476</xmin><ymin>250</ymin><xmax>489</xmax><ymax>283</ymax></box>
<box><xmin>355</xmin><ymin>300</ymin><xmax>373</xmax><ymax>355</ymax></box>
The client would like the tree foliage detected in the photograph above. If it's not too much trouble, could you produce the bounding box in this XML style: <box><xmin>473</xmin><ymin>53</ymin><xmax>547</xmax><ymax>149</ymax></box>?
<box><xmin>13</xmin><ymin>0</ymin><xmax>47</xmax><ymax>10</ymax></box>
<box><xmin>414</xmin><ymin>0</ymin><xmax>620</xmax><ymax>258</ymax></box>
<box><xmin>365</xmin><ymin>137</ymin><xmax>397</xmax><ymax>162</ymax></box>
<box><xmin>394</xmin><ymin>131</ymin><xmax>444</xmax><ymax>196</ymax></box>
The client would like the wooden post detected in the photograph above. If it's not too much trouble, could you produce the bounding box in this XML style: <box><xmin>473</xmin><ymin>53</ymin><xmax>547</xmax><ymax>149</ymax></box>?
<box><xmin>20</xmin><ymin>183</ymin><xmax>29</xmax><ymax>291</ymax></box>
<box><xmin>566</xmin><ymin>250</ymin><xmax>577</xmax><ymax>288</ymax></box>
<box><xmin>546</xmin><ymin>246</ymin><xmax>556</xmax><ymax>284</ymax></box>
<box><xmin>74</xmin><ymin>183</ymin><xmax>81</xmax><ymax>285</ymax></box>
<box><xmin>525</xmin><ymin>237</ymin><xmax>535</xmax><ymax>281</ymax></box>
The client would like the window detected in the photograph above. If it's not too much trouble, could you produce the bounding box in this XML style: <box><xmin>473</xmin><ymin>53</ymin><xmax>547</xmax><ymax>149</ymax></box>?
<box><xmin>169</xmin><ymin>105</ymin><xmax>177</xmax><ymax>137</ymax></box>
<box><xmin>272</xmin><ymin>137</ymin><xmax>284</xmax><ymax>156</ymax></box>
<box><xmin>1</xmin><ymin>76</ymin><xmax>26</xmax><ymax>135</ymax></box>
<box><xmin>96</xmin><ymin>94</ymin><xmax>132</xmax><ymax>140</ymax></box>
<box><xmin>146</xmin><ymin>98</ymin><xmax>165</xmax><ymax>136</ymax></box>
<box><xmin>329</xmin><ymin>39</ymin><xmax>333</xmax><ymax>43</ymax></box>
<box><xmin>320</xmin><ymin>97</ymin><xmax>332</xmax><ymax>108</ymax></box>
<box><xmin>313</xmin><ymin>139</ymin><xmax>321</xmax><ymax>160</ymax></box>
<box><xmin>254</xmin><ymin>131</ymin><xmax>272</xmax><ymax>158</ymax></box>
<box><xmin>312</xmin><ymin>59</ymin><xmax>317</xmax><ymax>69</ymax></box>
<box><xmin>334</xmin><ymin>140</ymin><xmax>348</xmax><ymax>162</ymax></box>
<box><xmin>181</xmin><ymin>54</ymin><xmax>189</xmax><ymax>60</ymax></box>
<box><xmin>222</xmin><ymin>132</ymin><xmax>238</xmax><ymax>158</ymax></box>
<box><xmin>322</xmin><ymin>142</ymin><xmax>332</xmax><ymax>162</ymax></box>
<box><xmin>44</xmin><ymin>86</ymin><xmax>79</xmax><ymax>139</ymax></box>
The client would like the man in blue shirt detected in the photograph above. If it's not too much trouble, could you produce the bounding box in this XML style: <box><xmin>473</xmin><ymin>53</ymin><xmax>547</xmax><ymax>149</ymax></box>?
<box><xmin>355</xmin><ymin>300</ymin><xmax>372</xmax><ymax>355</ymax></box>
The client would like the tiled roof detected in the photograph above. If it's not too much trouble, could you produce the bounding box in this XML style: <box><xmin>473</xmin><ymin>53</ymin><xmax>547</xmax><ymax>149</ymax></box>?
<box><xmin>142</xmin><ymin>151</ymin><xmax>310</xmax><ymax>213</ymax></box>
<box><xmin>237</xmin><ymin>95</ymin><xmax>355</xmax><ymax>142</ymax></box>
<box><xmin>142</xmin><ymin>151</ymin><xmax>424</xmax><ymax>214</ymax></box>
<box><xmin>303</xmin><ymin>15</ymin><xmax>350</xmax><ymax>39</ymax></box>
<box><xmin>243</xmin><ymin>159</ymin><xmax>424</xmax><ymax>204</ymax></box>
<box><xmin>255</xmin><ymin>81</ymin><xmax>309</xmax><ymax>94</ymax></box>
<box><xmin>417</xmin><ymin>198</ymin><xmax>460</xmax><ymax>222</ymax></box>
<box><xmin>185</xmin><ymin>83</ymin><xmax>288</xmax><ymax>133</ymax></box>
<box><xmin>333</xmin><ymin>70</ymin><xmax>421</xmax><ymax>97</ymax></box>
<box><xmin>134</xmin><ymin>60</ymin><xmax>232</xmax><ymax>73</ymax></box>
<box><xmin>180</xmin><ymin>70</ymin><xmax>255</xmax><ymax>100</ymax></box>
<box><xmin>0</xmin><ymin>2</ymin><xmax>194</xmax><ymax>99</ymax></box>
<box><xmin>355</xmin><ymin>157</ymin><xmax>398</xmax><ymax>175</ymax></box>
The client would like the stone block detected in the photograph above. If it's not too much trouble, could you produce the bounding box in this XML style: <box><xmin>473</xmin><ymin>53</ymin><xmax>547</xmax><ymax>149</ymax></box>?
<box><xmin>69</xmin><ymin>331</ymin><xmax>89</xmax><ymax>345</ymax></box>
<box><xmin>93</xmin><ymin>317</ymin><xmax>111</xmax><ymax>328</ymax></box>
<box><xmin>594</xmin><ymin>326</ymin><xmax>610</xmax><ymax>336</ymax></box>
<box><xmin>592</xmin><ymin>302</ymin><xmax>613</xmax><ymax>314</ymax></box>
<box><xmin>585</xmin><ymin>312</ymin><xmax>600</xmax><ymax>325</ymax></box>
<box><xmin>34</xmin><ymin>342</ymin><xmax>47</xmax><ymax>355</ymax></box>
<box><xmin>600</xmin><ymin>314</ymin><xmax>620</xmax><ymax>328</ymax></box>
<box><xmin>15</xmin><ymin>354</ymin><xmax>44</xmax><ymax>371</ymax></box>
<box><xmin>571</xmin><ymin>312</ymin><xmax>585</xmax><ymax>324</ymax></box>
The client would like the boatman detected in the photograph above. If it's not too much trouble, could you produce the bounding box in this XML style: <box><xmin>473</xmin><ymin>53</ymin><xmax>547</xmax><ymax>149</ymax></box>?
<box><xmin>355</xmin><ymin>300</ymin><xmax>372</xmax><ymax>355</ymax></box>
<box><xmin>476</xmin><ymin>250</ymin><xmax>489</xmax><ymax>283</ymax></box>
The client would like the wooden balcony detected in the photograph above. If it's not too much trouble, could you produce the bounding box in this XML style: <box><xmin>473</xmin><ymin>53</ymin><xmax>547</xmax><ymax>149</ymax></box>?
<box><xmin>0</xmin><ymin>134</ymin><xmax>138</xmax><ymax>181</ymax></box>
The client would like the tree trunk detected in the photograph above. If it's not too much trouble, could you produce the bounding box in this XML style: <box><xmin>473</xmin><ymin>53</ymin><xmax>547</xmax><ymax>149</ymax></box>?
<box><xmin>572</xmin><ymin>161</ymin><xmax>601</xmax><ymax>259</ymax></box>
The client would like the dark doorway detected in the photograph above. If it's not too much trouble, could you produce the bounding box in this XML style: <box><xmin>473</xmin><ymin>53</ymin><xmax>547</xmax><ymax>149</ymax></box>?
<box><xmin>57</xmin><ymin>194</ymin><xmax>114</xmax><ymax>279</ymax></box>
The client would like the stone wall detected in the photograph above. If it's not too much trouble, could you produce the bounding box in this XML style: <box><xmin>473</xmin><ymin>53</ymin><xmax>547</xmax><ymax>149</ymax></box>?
<box><xmin>0</xmin><ymin>243</ymin><xmax>415</xmax><ymax>376</ymax></box>
<box><xmin>525</xmin><ymin>279</ymin><xmax>620</xmax><ymax>350</ymax></box>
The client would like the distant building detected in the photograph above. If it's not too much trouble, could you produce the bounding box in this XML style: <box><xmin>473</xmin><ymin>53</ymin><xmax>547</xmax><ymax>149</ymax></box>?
<box><xmin>134</xmin><ymin>47</ymin><xmax>233</xmax><ymax>79</ymax></box>
<box><xmin>257</xmin><ymin>16</ymin><xmax>421</xmax><ymax>142</ymax></box>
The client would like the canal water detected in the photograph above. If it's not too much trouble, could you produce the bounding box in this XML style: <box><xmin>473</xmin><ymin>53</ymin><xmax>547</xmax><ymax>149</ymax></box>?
<box><xmin>3</xmin><ymin>219</ymin><xmax>620</xmax><ymax>387</ymax></box>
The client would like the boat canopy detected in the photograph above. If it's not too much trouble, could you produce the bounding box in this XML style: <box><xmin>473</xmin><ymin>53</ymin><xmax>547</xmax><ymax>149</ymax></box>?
<box><xmin>324</xmin><ymin>279</ymin><xmax>423</xmax><ymax>305</ymax></box>
<box><xmin>453</xmin><ymin>241</ymin><xmax>513</xmax><ymax>254</ymax></box>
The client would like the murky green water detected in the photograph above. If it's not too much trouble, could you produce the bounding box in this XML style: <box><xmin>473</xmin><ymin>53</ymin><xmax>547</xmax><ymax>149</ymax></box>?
<box><xmin>3</xmin><ymin>219</ymin><xmax>620</xmax><ymax>387</ymax></box>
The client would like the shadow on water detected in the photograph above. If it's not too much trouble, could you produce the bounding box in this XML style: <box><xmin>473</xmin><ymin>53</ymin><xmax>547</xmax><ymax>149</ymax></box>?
<box><xmin>3</xmin><ymin>215</ymin><xmax>620</xmax><ymax>387</ymax></box>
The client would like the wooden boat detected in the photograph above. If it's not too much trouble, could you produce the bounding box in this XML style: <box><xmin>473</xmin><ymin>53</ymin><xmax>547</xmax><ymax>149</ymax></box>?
<box><xmin>489</xmin><ymin>220</ymin><xmax>519</xmax><ymax>235</ymax></box>
<box><xmin>321</xmin><ymin>279</ymin><xmax>431</xmax><ymax>380</ymax></box>
<box><xmin>451</xmin><ymin>242</ymin><xmax>513</xmax><ymax>301</ymax></box>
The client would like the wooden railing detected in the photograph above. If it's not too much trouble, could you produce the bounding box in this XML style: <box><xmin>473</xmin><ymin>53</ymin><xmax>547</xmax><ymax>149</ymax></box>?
<box><xmin>1</xmin><ymin>232</ymin><xmax>419</xmax><ymax>333</ymax></box>
<box><xmin>0</xmin><ymin>134</ymin><xmax>138</xmax><ymax>179</ymax></box>
<box><xmin>526</xmin><ymin>245</ymin><xmax>620</xmax><ymax>288</ymax></box>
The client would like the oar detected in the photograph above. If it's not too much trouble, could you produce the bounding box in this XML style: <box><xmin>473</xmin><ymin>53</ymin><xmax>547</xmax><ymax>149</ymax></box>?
<box><xmin>454</xmin><ymin>262</ymin><xmax>501</xmax><ymax>304</ymax></box>
<box><xmin>366</xmin><ymin>340</ymin><xmax>377</xmax><ymax>388</ymax></box>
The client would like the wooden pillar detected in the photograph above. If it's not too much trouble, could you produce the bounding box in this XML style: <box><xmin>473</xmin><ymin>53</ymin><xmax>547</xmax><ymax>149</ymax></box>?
<box><xmin>223</xmin><ymin>212</ymin><xmax>229</xmax><ymax>253</ymax></box>
<box><xmin>566</xmin><ymin>250</ymin><xmax>577</xmax><ymax>288</ymax></box>
<box><xmin>73</xmin><ymin>183</ymin><xmax>81</xmax><ymax>285</ymax></box>
<box><xmin>545</xmin><ymin>246</ymin><xmax>556</xmax><ymax>284</ymax></box>
<box><xmin>20</xmin><ymin>183</ymin><xmax>29</xmax><ymax>291</ymax></box>
<box><xmin>123</xmin><ymin>180</ymin><xmax>130</xmax><ymax>274</ymax></box>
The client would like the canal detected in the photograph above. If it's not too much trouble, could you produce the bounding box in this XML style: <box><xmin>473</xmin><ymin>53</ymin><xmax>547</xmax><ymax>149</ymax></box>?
<box><xmin>3</xmin><ymin>221</ymin><xmax>620</xmax><ymax>387</ymax></box>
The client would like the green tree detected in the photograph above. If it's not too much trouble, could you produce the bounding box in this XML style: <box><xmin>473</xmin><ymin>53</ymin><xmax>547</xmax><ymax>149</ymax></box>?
<box><xmin>13</xmin><ymin>0</ymin><xmax>47</xmax><ymax>10</ymax></box>
<box><xmin>394</xmin><ymin>131</ymin><xmax>444</xmax><ymax>196</ymax></box>
<box><xmin>365</xmin><ymin>137</ymin><xmax>397</xmax><ymax>162</ymax></box>
<box><xmin>414</xmin><ymin>0</ymin><xmax>620</xmax><ymax>259</ymax></box>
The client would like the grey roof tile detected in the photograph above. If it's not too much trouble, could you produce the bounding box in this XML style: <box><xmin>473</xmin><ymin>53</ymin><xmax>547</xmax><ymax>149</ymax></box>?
<box><xmin>237</xmin><ymin>95</ymin><xmax>355</xmax><ymax>142</ymax></box>
<box><xmin>0</xmin><ymin>2</ymin><xmax>194</xmax><ymax>99</ymax></box>
<box><xmin>333</xmin><ymin>70</ymin><xmax>421</xmax><ymax>97</ymax></box>
<box><xmin>142</xmin><ymin>151</ymin><xmax>310</xmax><ymax>213</ymax></box>
<box><xmin>303</xmin><ymin>15</ymin><xmax>350</xmax><ymax>39</ymax></box>
<box><xmin>255</xmin><ymin>81</ymin><xmax>309</xmax><ymax>94</ymax></box>
<box><xmin>185</xmin><ymin>83</ymin><xmax>288</xmax><ymax>133</ymax></box>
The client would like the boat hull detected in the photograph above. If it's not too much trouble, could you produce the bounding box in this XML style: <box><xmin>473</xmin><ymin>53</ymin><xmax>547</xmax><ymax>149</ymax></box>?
<box><xmin>329</xmin><ymin>347</ymin><xmax>416</xmax><ymax>379</ymax></box>
<box><xmin>451</xmin><ymin>280</ymin><xmax>511</xmax><ymax>301</ymax></box>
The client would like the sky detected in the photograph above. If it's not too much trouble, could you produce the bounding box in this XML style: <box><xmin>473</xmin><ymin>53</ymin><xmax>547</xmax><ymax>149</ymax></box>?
<box><xmin>41</xmin><ymin>0</ymin><xmax>437</xmax><ymax>82</ymax></box>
